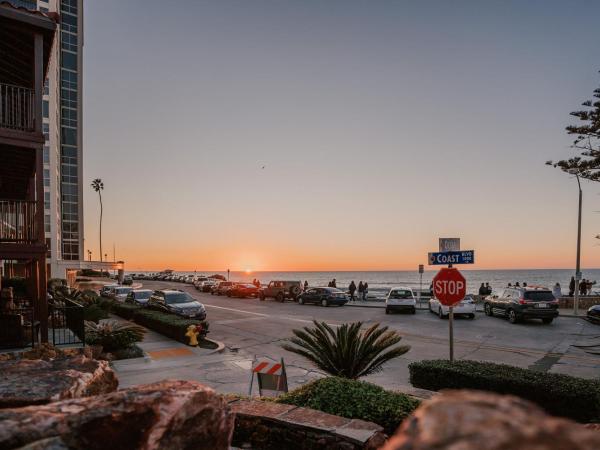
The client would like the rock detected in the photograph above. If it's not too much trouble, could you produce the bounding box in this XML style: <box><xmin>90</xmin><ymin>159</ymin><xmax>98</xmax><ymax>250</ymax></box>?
<box><xmin>0</xmin><ymin>380</ymin><xmax>234</xmax><ymax>450</ymax></box>
<box><xmin>0</xmin><ymin>355</ymin><xmax>118</xmax><ymax>408</ymax></box>
<box><xmin>381</xmin><ymin>390</ymin><xmax>600</xmax><ymax>450</ymax></box>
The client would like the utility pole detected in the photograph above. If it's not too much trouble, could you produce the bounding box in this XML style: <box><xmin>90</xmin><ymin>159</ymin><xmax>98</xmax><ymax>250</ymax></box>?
<box><xmin>574</xmin><ymin>173</ymin><xmax>582</xmax><ymax>316</ymax></box>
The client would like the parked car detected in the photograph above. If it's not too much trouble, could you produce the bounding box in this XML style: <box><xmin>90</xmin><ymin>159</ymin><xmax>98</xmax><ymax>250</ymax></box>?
<box><xmin>297</xmin><ymin>287</ymin><xmax>348</xmax><ymax>307</ymax></box>
<box><xmin>259</xmin><ymin>281</ymin><xmax>302</xmax><ymax>302</ymax></box>
<box><xmin>429</xmin><ymin>294</ymin><xmax>476</xmax><ymax>319</ymax></box>
<box><xmin>587</xmin><ymin>305</ymin><xmax>600</xmax><ymax>324</ymax></box>
<box><xmin>125</xmin><ymin>289</ymin><xmax>153</xmax><ymax>306</ymax></box>
<box><xmin>148</xmin><ymin>290</ymin><xmax>206</xmax><ymax>319</ymax></box>
<box><xmin>193</xmin><ymin>277</ymin><xmax>209</xmax><ymax>289</ymax></box>
<box><xmin>122</xmin><ymin>275</ymin><xmax>133</xmax><ymax>286</ymax></box>
<box><xmin>385</xmin><ymin>287</ymin><xmax>417</xmax><ymax>314</ymax></box>
<box><xmin>227</xmin><ymin>283</ymin><xmax>260</xmax><ymax>298</ymax></box>
<box><xmin>99</xmin><ymin>284</ymin><xmax>119</xmax><ymax>298</ymax></box>
<box><xmin>213</xmin><ymin>281</ymin><xmax>235</xmax><ymax>296</ymax></box>
<box><xmin>106</xmin><ymin>286</ymin><xmax>133</xmax><ymax>302</ymax></box>
<box><xmin>484</xmin><ymin>286</ymin><xmax>559</xmax><ymax>324</ymax></box>
<box><xmin>200</xmin><ymin>280</ymin><xmax>218</xmax><ymax>292</ymax></box>
<box><xmin>184</xmin><ymin>275</ymin><xmax>196</xmax><ymax>284</ymax></box>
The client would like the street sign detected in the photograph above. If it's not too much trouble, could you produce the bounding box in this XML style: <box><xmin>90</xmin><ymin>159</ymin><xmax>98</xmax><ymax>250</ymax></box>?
<box><xmin>428</xmin><ymin>250</ymin><xmax>474</xmax><ymax>265</ymax></box>
<box><xmin>432</xmin><ymin>267</ymin><xmax>466</xmax><ymax>306</ymax></box>
<box><xmin>439</xmin><ymin>238</ymin><xmax>460</xmax><ymax>252</ymax></box>
<box><xmin>418</xmin><ymin>264</ymin><xmax>424</xmax><ymax>274</ymax></box>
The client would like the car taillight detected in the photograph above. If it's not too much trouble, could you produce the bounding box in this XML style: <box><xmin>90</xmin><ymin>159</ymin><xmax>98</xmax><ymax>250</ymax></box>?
<box><xmin>518</xmin><ymin>298</ymin><xmax>527</xmax><ymax>305</ymax></box>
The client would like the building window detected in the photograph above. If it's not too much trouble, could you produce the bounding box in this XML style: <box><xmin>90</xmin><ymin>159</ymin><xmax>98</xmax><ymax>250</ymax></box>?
<box><xmin>43</xmin><ymin>100</ymin><xmax>49</xmax><ymax>117</ymax></box>
<box><xmin>61</xmin><ymin>51</ymin><xmax>77</xmax><ymax>71</ymax></box>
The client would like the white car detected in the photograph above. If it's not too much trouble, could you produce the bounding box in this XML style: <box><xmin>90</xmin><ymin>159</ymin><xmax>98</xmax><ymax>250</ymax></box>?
<box><xmin>385</xmin><ymin>287</ymin><xmax>417</xmax><ymax>314</ymax></box>
<box><xmin>107</xmin><ymin>286</ymin><xmax>134</xmax><ymax>302</ymax></box>
<box><xmin>429</xmin><ymin>295</ymin><xmax>476</xmax><ymax>319</ymax></box>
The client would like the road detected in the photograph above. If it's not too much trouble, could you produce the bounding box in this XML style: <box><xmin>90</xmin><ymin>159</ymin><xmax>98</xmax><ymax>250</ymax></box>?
<box><xmin>114</xmin><ymin>280</ymin><xmax>600</xmax><ymax>394</ymax></box>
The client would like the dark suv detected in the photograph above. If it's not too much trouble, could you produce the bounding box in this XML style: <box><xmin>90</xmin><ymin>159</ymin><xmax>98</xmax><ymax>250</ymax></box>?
<box><xmin>148</xmin><ymin>289</ymin><xmax>206</xmax><ymax>320</ymax></box>
<box><xmin>484</xmin><ymin>286</ymin><xmax>559</xmax><ymax>324</ymax></box>
<box><xmin>259</xmin><ymin>281</ymin><xmax>302</xmax><ymax>302</ymax></box>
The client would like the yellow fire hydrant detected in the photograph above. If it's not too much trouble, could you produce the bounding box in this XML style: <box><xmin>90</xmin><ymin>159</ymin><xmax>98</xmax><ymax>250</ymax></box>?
<box><xmin>185</xmin><ymin>324</ymin><xmax>199</xmax><ymax>347</ymax></box>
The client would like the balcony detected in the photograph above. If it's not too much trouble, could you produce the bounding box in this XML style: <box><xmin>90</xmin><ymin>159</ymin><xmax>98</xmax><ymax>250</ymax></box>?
<box><xmin>0</xmin><ymin>200</ymin><xmax>37</xmax><ymax>243</ymax></box>
<box><xmin>0</xmin><ymin>83</ymin><xmax>35</xmax><ymax>132</ymax></box>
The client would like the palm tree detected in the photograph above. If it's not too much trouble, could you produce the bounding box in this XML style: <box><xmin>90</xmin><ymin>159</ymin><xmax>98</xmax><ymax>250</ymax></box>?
<box><xmin>91</xmin><ymin>178</ymin><xmax>104</xmax><ymax>263</ymax></box>
<box><xmin>281</xmin><ymin>320</ymin><xmax>410</xmax><ymax>380</ymax></box>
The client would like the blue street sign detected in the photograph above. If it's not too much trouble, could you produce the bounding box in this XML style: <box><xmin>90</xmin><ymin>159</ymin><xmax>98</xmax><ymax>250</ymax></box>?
<box><xmin>428</xmin><ymin>250</ymin><xmax>475</xmax><ymax>265</ymax></box>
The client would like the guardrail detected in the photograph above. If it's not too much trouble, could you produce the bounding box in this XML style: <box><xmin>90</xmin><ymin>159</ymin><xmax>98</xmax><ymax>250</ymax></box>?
<box><xmin>0</xmin><ymin>200</ymin><xmax>38</xmax><ymax>243</ymax></box>
<box><xmin>0</xmin><ymin>83</ymin><xmax>35</xmax><ymax>132</ymax></box>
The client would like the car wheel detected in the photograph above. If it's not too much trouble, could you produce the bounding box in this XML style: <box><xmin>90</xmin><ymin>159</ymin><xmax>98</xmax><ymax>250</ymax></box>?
<box><xmin>298</xmin><ymin>297</ymin><xmax>304</xmax><ymax>305</ymax></box>
<box><xmin>259</xmin><ymin>293</ymin><xmax>265</xmax><ymax>301</ymax></box>
<box><xmin>508</xmin><ymin>309</ymin><xmax>518</xmax><ymax>324</ymax></box>
<box><xmin>439</xmin><ymin>308</ymin><xmax>448</xmax><ymax>319</ymax></box>
<box><xmin>385</xmin><ymin>307</ymin><xmax>390</xmax><ymax>314</ymax></box>
<box><xmin>484</xmin><ymin>303</ymin><xmax>493</xmax><ymax>317</ymax></box>
<box><xmin>542</xmin><ymin>318</ymin><xmax>553</xmax><ymax>324</ymax></box>
<box><xmin>277</xmin><ymin>292</ymin><xmax>285</xmax><ymax>303</ymax></box>
<box><xmin>411</xmin><ymin>308</ymin><xmax>416</xmax><ymax>314</ymax></box>
<box><xmin>469</xmin><ymin>313</ymin><xmax>475</xmax><ymax>320</ymax></box>
<box><xmin>321</xmin><ymin>299</ymin><xmax>328</xmax><ymax>307</ymax></box>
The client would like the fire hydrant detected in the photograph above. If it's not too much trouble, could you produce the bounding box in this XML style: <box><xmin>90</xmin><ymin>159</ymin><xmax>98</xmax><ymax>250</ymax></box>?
<box><xmin>185</xmin><ymin>324</ymin><xmax>199</xmax><ymax>347</ymax></box>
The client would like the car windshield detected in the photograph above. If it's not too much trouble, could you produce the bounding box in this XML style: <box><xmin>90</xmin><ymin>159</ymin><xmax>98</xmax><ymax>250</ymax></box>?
<box><xmin>116</xmin><ymin>288</ymin><xmax>132</xmax><ymax>294</ymax></box>
<box><xmin>135</xmin><ymin>291</ymin><xmax>151</xmax><ymax>299</ymax></box>
<box><xmin>166</xmin><ymin>293</ymin><xmax>193</xmax><ymax>304</ymax></box>
<box><xmin>390</xmin><ymin>290</ymin><xmax>412</xmax><ymax>299</ymax></box>
<box><xmin>524</xmin><ymin>291</ymin><xmax>555</xmax><ymax>301</ymax></box>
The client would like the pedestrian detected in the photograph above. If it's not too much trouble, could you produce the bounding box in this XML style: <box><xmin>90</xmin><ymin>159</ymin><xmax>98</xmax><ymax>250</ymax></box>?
<box><xmin>362</xmin><ymin>282</ymin><xmax>368</xmax><ymax>301</ymax></box>
<box><xmin>331</xmin><ymin>278</ymin><xmax>337</xmax><ymax>288</ymax></box>
<box><xmin>349</xmin><ymin>281</ymin><xmax>356</xmax><ymax>301</ymax></box>
<box><xmin>485</xmin><ymin>283</ymin><xmax>492</xmax><ymax>295</ymax></box>
<box><xmin>304</xmin><ymin>280</ymin><xmax>308</xmax><ymax>291</ymax></box>
<box><xmin>569</xmin><ymin>276</ymin><xmax>575</xmax><ymax>297</ymax></box>
<box><xmin>523</xmin><ymin>282</ymin><xmax>527</xmax><ymax>287</ymax></box>
<box><xmin>478</xmin><ymin>283</ymin><xmax>486</xmax><ymax>296</ymax></box>
<box><xmin>358</xmin><ymin>281</ymin><xmax>364</xmax><ymax>299</ymax></box>
<box><xmin>327</xmin><ymin>280</ymin><xmax>332</xmax><ymax>287</ymax></box>
<box><xmin>515</xmin><ymin>282</ymin><xmax>520</xmax><ymax>287</ymax></box>
<box><xmin>552</xmin><ymin>282</ymin><xmax>562</xmax><ymax>299</ymax></box>
<box><xmin>580</xmin><ymin>280</ymin><xmax>587</xmax><ymax>296</ymax></box>
<box><xmin>508</xmin><ymin>283</ymin><xmax>512</xmax><ymax>287</ymax></box>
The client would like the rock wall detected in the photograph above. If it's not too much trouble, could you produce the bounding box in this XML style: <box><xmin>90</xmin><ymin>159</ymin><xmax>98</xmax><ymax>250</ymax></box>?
<box><xmin>381</xmin><ymin>390</ymin><xmax>600</xmax><ymax>450</ymax></box>
<box><xmin>0</xmin><ymin>380</ymin><xmax>234</xmax><ymax>450</ymax></box>
<box><xmin>229</xmin><ymin>399</ymin><xmax>386</xmax><ymax>450</ymax></box>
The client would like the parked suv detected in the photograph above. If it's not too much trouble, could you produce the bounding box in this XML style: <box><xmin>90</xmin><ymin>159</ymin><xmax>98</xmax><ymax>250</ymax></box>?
<box><xmin>385</xmin><ymin>287</ymin><xmax>416</xmax><ymax>314</ymax></box>
<box><xmin>484</xmin><ymin>286</ymin><xmax>559</xmax><ymax>324</ymax></box>
<box><xmin>148</xmin><ymin>289</ymin><xmax>206</xmax><ymax>319</ymax></box>
<box><xmin>259</xmin><ymin>281</ymin><xmax>302</xmax><ymax>302</ymax></box>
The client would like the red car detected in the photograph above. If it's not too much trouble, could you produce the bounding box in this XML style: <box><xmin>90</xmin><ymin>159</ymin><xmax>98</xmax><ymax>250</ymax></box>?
<box><xmin>227</xmin><ymin>283</ymin><xmax>260</xmax><ymax>298</ymax></box>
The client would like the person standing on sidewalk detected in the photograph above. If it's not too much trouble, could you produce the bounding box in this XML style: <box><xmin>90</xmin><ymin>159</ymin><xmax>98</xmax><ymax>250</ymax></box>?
<box><xmin>349</xmin><ymin>281</ymin><xmax>357</xmax><ymax>302</ymax></box>
<box><xmin>552</xmin><ymin>282</ymin><xmax>562</xmax><ymax>299</ymax></box>
<box><xmin>569</xmin><ymin>276</ymin><xmax>575</xmax><ymax>297</ymax></box>
<box><xmin>358</xmin><ymin>281</ymin><xmax>364</xmax><ymax>300</ymax></box>
<box><xmin>362</xmin><ymin>282</ymin><xmax>369</xmax><ymax>301</ymax></box>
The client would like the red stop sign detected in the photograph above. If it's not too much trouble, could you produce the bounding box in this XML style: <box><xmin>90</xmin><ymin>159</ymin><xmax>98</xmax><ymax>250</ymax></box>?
<box><xmin>432</xmin><ymin>268</ymin><xmax>466</xmax><ymax>306</ymax></box>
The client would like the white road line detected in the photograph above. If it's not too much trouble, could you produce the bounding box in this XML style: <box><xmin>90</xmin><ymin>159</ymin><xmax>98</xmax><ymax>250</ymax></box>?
<box><xmin>204</xmin><ymin>304</ymin><xmax>269</xmax><ymax>317</ymax></box>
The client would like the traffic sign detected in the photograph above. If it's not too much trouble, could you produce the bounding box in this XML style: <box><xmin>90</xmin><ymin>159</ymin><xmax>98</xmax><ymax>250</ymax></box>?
<box><xmin>439</xmin><ymin>238</ymin><xmax>460</xmax><ymax>252</ymax></box>
<box><xmin>428</xmin><ymin>250</ymin><xmax>474</xmax><ymax>265</ymax></box>
<box><xmin>432</xmin><ymin>267</ymin><xmax>466</xmax><ymax>306</ymax></box>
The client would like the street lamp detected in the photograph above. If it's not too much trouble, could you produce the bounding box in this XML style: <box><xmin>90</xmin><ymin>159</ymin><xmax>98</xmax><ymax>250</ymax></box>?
<box><xmin>570</xmin><ymin>170</ymin><xmax>582</xmax><ymax>316</ymax></box>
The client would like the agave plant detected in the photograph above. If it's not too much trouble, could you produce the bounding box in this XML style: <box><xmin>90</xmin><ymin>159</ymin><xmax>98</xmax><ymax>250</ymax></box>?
<box><xmin>85</xmin><ymin>320</ymin><xmax>146</xmax><ymax>351</ymax></box>
<box><xmin>281</xmin><ymin>321</ymin><xmax>410</xmax><ymax>380</ymax></box>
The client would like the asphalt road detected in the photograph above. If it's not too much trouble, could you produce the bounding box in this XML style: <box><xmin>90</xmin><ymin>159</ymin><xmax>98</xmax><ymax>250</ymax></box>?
<box><xmin>116</xmin><ymin>280</ymin><xmax>600</xmax><ymax>394</ymax></box>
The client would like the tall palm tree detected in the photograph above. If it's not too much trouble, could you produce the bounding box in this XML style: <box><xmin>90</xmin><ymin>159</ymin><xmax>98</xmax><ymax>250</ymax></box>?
<box><xmin>281</xmin><ymin>320</ymin><xmax>410</xmax><ymax>380</ymax></box>
<box><xmin>91</xmin><ymin>178</ymin><xmax>104</xmax><ymax>263</ymax></box>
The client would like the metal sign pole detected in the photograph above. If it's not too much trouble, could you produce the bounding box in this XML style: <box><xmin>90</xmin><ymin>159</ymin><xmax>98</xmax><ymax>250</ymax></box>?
<box><xmin>449</xmin><ymin>306</ymin><xmax>454</xmax><ymax>361</ymax></box>
<box><xmin>419</xmin><ymin>271</ymin><xmax>423</xmax><ymax>307</ymax></box>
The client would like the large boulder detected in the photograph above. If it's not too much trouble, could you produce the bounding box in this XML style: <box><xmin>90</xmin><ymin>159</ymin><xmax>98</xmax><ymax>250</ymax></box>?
<box><xmin>0</xmin><ymin>380</ymin><xmax>234</xmax><ymax>450</ymax></box>
<box><xmin>0</xmin><ymin>355</ymin><xmax>118</xmax><ymax>408</ymax></box>
<box><xmin>382</xmin><ymin>390</ymin><xmax>600</xmax><ymax>450</ymax></box>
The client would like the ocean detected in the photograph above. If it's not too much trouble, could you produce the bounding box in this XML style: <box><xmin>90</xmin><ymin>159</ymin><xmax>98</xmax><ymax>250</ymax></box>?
<box><xmin>130</xmin><ymin>269</ymin><xmax>600</xmax><ymax>297</ymax></box>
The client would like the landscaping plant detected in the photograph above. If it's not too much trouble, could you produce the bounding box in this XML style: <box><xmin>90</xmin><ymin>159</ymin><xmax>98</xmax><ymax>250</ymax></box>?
<box><xmin>277</xmin><ymin>377</ymin><xmax>420</xmax><ymax>435</ymax></box>
<box><xmin>85</xmin><ymin>320</ymin><xmax>146</xmax><ymax>352</ymax></box>
<box><xmin>281</xmin><ymin>320</ymin><xmax>410</xmax><ymax>379</ymax></box>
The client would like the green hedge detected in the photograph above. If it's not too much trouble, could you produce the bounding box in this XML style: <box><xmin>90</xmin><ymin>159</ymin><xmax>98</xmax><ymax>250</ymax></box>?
<box><xmin>276</xmin><ymin>377</ymin><xmax>420</xmax><ymax>435</ymax></box>
<box><xmin>111</xmin><ymin>302</ymin><xmax>141</xmax><ymax>320</ymax></box>
<box><xmin>132</xmin><ymin>309</ymin><xmax>209</xmax><ymax>344</ymax></box>
<box><xmin>409</xmin><ymin>360</ymin><xmax>600</xmax><ymax>423</ymax></box>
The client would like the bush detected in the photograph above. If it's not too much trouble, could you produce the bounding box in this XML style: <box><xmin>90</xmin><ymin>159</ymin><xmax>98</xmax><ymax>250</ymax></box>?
<box><xmin>85</xmin><ymin>320</ymin><xmax>146</xmax><ymax>352</ymax></box>
<box><xmin>409</xmin><ymin>360</ymin><xmax>600</xmax><ymax>423</ymax></box>
<box><xmin>112</xmin><ymin>345</ymin><xmax>145</xmax><ymax>360</ymax></box>
<box><xmin>111</xmin><ymin>302</ymin><xmax>142</xmax><ymax>320</ymax></box>
<box><xmin>132</xmin><ymin>309</ymin><xmax>209</xmax><ymax>344</ymax></box>
<box><xmin>83</xmin><ymin>304</ymin><xmax>109</xmax><ymax>323</ymax></box>
<box><xmin>276</xmin><ymin>377</ymin><xmax>420</xmax><ymax>435</ymax></box>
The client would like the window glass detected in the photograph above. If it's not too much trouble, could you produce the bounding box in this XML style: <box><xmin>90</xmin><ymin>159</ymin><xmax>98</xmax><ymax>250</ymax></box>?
<box><xmin>61</xmin><ymin>51</ymin><xmax>77</xmax><ymax>71</ymax></box>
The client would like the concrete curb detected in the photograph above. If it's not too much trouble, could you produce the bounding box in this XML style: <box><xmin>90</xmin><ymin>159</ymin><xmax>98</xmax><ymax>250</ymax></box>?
<box><xmin>206</xmin><ymin>338</ymin><xmax>226</xmax><ymax>355</ymax></box>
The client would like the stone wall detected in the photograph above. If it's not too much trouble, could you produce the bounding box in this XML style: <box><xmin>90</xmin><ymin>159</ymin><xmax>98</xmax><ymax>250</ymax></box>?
<box><xmin>229</xmin><ymin>399</ymin><xmax>386</xmax><ymax>450</ymax></box>
<box><xmin>558</xmin><ymin>296</ymin><xmax>599</xmax><ymax>309</ymax></box>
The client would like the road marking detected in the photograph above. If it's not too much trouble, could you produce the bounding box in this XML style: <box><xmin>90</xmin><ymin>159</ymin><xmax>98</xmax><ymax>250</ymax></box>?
<box><xmin>204</xmin><ymin>304</ymin><xmax>268</xmax><ymax>317</ymax></box>
<box><xmin>148</xmin><ymin>348</ymin><xmax>194</xmax><ymax>359</ymax></box>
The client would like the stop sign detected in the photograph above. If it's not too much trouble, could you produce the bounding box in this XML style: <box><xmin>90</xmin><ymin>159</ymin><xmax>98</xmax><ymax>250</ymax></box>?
<box><xmin>432</xmin><ymin>267</ymin><xmax>466</xmax><ymax>306</ymax></box>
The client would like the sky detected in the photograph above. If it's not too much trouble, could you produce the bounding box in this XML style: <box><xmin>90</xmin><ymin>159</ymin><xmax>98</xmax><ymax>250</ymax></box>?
<box><xmin>82</xmin><ymin>0</ymin><xmax>600</xmax><ymax>272</ymax></box>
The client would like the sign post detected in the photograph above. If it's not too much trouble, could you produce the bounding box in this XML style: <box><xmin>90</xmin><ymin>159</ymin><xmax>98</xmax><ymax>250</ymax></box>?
<box><xmin>418</xmin><ymin>264</ymin><xmax>424</xmax><ymax>307</ymax></box>
<box><xmin>432</xmin><ymin>267</ymin><xmax>466</xmax><ymax>361</ymax></box>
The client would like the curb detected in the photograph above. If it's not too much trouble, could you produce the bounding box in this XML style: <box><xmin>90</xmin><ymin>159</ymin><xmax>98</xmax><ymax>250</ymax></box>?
<box><xmin>206</xmin><ymin>338</ymin><xmax>226</xmax><ymax>355</ymax></box>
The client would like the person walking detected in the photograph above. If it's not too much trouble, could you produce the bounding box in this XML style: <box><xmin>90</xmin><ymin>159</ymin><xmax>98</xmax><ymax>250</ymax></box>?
<box><xmin>569</xmin><ymin>276</ymin><xmax>575</xmax><ymax>297</ymax></box>
<box><xmin>478</xmin><ymin>283</ymin><xmax>486</xmax><ymax>296</ymax></box>
<box><xmin>304</xmin><ymin>280</ymin><xmax>308</xmax><ymax>292</ymax></box>
<box><xmin>358</xmin><ymin>281</ymin><xmax>364</xmax><ymax>300</ymax></box>
<box><xmin>331</xmin><ymin>278</ymin><xmax>337</xmax><ymax>288</ymax></box>
<box><xmin>349</xmin><ymin>281</ymin><xmax>357</xmax><ymax>302</ymax></box>
<box><xmin>362</xmin><ymin>282</ymin><xmax>368</xmax><ymax>301</ymax></box>
<box><xmin>485</xmin><ymin>283</ymin><xmax>492</xmax><ymax>295</ymax></box>
<box><xmin>552</xmin><ymin>282</ymin><xmax>562</xmax><ymax>299</ymax></box>
<box><xmin>515</xmin><ymin>282</ymin><xmax>520</xmax><ymax>287</ymax></box>
<box><xmin>580</xmin><ymin>280</ymin><xmax>587</xmax><ymax>296</ymax></box>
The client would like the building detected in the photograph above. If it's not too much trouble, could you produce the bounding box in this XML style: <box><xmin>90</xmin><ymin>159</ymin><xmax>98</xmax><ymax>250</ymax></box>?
<box><xmin>0</xmin><ymin>1</ymin><xmax>58</xmax><ymax>344</ymax></box>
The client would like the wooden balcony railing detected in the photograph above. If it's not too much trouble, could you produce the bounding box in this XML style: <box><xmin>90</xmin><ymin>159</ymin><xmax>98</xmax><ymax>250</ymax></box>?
<box><xmin>0</xmin><ymin>83</ymin><xmax>35</xmax><ymax>132</ymax></box>
<box><xmin>0</xmin><ymin>200</ymin><xmax>38</xmax><ymax>243</ymax></box>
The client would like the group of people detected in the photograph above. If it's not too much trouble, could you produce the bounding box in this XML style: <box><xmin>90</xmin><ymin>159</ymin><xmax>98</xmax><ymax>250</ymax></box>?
<box><xmin>347</xmin><ymin>280</ymin><xmax>369</xmax><ymax>301</ymax></box>
<box><xmin>568</xmin><ymin>277</ymin><xmax>596</xmax><ymax>296</ymax></box>
<box><xmin>251</xmin><ymin>279</ymin><xmax>261</xmax><ymax>288</ymax></box>
<box><xmin>478</xmin><ymin>283</ymin><xmax>492</xmax><ymax>296</ymax></box>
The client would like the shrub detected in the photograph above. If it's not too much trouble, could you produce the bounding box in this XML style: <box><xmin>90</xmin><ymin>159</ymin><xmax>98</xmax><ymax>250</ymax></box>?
<box><xmin>112</xmin><ymin>345</ymin><xmax>145</xmax><ymax>360</ymax></box>
<box><xmin>111</xmin><ymin>302</ymin><xmax>142</xmax><ymax>320</ymax></box>
<box><xmin>83</xmin><ymin>304</ymin><xmax>109</xmax><ymax>323</ymax></box>
<box><xmin>85</xmin><ymin>320</ymin><xmax>146</xmax><ymax>352</ymax></box>
<box><xmin>409</xmin><ymin>360</ymin><xmax>600</xmax><ymax>423</ymax></box>
<box><xmin>276</xmin><ymin>377</ymin><xmax>420</xmax><ymax>435</ymax></box>
<box><xmin>132</xmin><ymin>309</ymin><xmax>209</xmax><ymax>344</ymax></box>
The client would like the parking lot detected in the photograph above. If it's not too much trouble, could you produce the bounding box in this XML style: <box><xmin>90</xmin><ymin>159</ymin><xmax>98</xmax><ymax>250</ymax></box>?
<box><xmin>114</xmin><ymin>279</ymin><xmax>600</xmax><ymax>394</ymax></box>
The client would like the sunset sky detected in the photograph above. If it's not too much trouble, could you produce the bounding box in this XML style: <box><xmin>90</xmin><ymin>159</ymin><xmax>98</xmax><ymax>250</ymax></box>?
<box><xmin>82</xmin><ymin>1</ymin><xmax>600</xmax><ymax>271</ymax></box>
